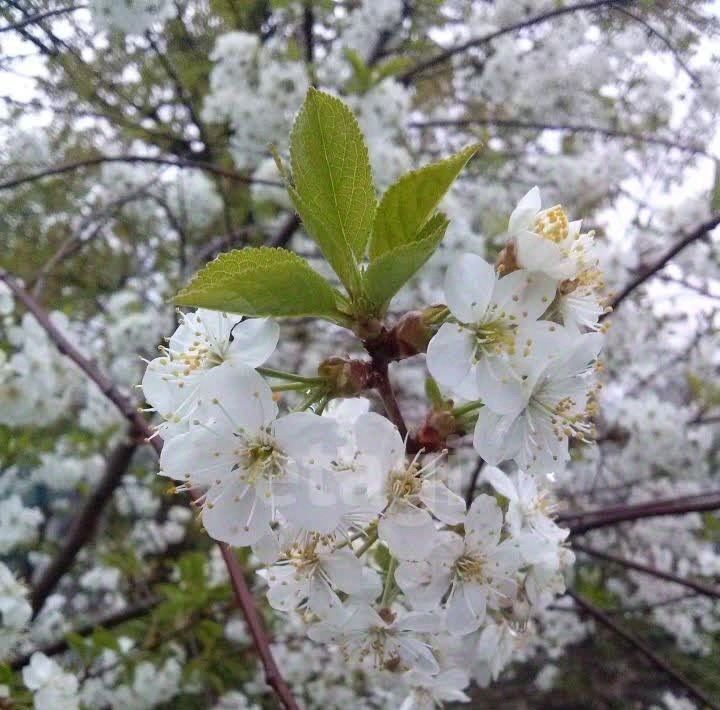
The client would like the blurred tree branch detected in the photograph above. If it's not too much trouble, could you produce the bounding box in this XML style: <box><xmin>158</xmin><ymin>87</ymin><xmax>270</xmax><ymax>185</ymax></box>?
<box><xmin>0</xmin><ymin>272</ymin><xmax>299</xmax><ymax>710</ymax></box>
<box><xmin>567</xmin><ymin>589</ymin><xmax>720</xmax><ymax>709</ymax></box>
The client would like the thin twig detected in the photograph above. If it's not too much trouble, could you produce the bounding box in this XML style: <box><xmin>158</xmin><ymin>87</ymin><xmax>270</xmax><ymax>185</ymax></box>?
<box><xmin>567</xmin><ymin>589</ymin><xmax>720</xmax><ymax>709</ymax></box>
<box><xmin>465</xmin><ymin>458</ymin><xmax>485</xmax><ymax>506</ymax></box>
<box><xmin>0</xmin><ymin>5</ymin><xmax>85</xmax><ymax>34</ymax></box>
<box><xmin>10</xmin><ymin>597</ymin><xmax>159</xmax><ymax>670</ymax></box>
<box><xmin>605</xmin><ymin>213</ymin><xmax>720</xmax><ymax>318</ymax></box>
<box><xmin>611</xmin><ymin>5</ymin><xmax>702</xmax><ymax>87</ymax></box>
<box><xmin>573</xmin><ymin>542</ymin><xmax>720</xmax><ymax>600</ymax></box>
<box><xmin>400</xmin><ymin>0</ymin><xmax>630</xmax><ymax>83</ymax></box>
<box><xmin>0</xmin><ymin>273</ymin><xmax>298</xmax><ymax>710</ymax></box>
<box><xmin>409</xmin><ymin>117</ymin><xmax>710</xmax><ymax>157</ymax></box>
<box><xmin>0</xmin><ymin>154</ymin><xmax>283</xmax><ymax>192</ymax></box>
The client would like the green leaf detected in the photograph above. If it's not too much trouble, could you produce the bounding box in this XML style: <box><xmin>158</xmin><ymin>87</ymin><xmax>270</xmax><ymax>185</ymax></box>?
<box><xmin>175</xmin><ymin>247</ymin><xmax>348</xmax><ymax>323</ymax></box>
<box><xmin>344</xmin><ymin>49</ymin><xmax>373</xmax><ymax>93</ymax></box>
<box><xmin>369</xmin><ymin>144</ymin><xmax>479</xmax><ymax>259</ymax></box>
<box><xmin>290</xmin><ymin>88</ymin><xmax>376</xmax><ymax>293</ymax></box>
<box><xmin>363</xmin><ymin>213</ymin><xmax>449</xmax><ymax>313</ymax></box>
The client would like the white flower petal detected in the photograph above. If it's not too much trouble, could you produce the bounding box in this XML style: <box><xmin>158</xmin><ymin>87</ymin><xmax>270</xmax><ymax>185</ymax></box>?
<box><xmin>475</xmin><ymin>357</ymin><xmax>528</xmax><ymax>415</ymax></box>
<box><xmin>226</xmin><ymin>317</ymin><xmax>279</xmax><ymax>367</ymax></box>
<box><xmin>482</xmin><ymin>467</ymin><xmax>518</xmax><ymax>502</ymax></box>
<box><xmin>508</xmin><ymin>186</ymin><xmax>541</xmax><ymax>234</ymax></box>
<box><xmin>379</xmin><ymin>503</ymin><xmax>436</xmax><ymax>560</ymax></box>
<box><xmin>419</xmin><ymin>479</ymin><xmax>466</xmax><ymax>524</ymax></box>
<box><xmin>465</xmin><ymin>494</ymin><xmax>502</xmax><ymax>551</ymax></box>
<box><xmin>426</xmin><ymin>322</ymin><xmax>475</xmax><ymax>393</ymax></box>
<box><xmin>444</xmin><ymin>253</ymin><xmax>496</xmax><ymax>323</ymax></box>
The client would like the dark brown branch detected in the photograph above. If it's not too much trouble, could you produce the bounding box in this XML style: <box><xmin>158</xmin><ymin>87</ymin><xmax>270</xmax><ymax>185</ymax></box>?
<box><xmin>269</xmin><ymin>213</ymin><xmax>301</xmax><ymax>248</ymax></box>
<box><xmin>399</xmin><ymin>0</ymin><xmax>630</xmax><ymax>83</ymax></box>
<box><xmin>30</xmin><ymin>434</ymin><xmax>140</xmax><ymax>615</ymax></box>
<box><xmin>302</xmin><ymin>3</ymin><xmax>314</xmax><ymax>65</ymax></box>
<box><xmin>409</xmin><ymin>117</ymin><xmax>710</xmax><ymax>157</ymax></box>
<box><xmin>10</xmin><ymin>597</ymin><xmax>159</xmax><ymax>670</ymax></box>
<box><xmin>465</xmin><ymin>458</ymin><xmax>485</xmax><ymax>506</ymax></box>
<box><xmin>573</xmin><ymin>542</ymin><xmax>720</xmax><ymax>600</ymax></box>
<box><xmin>561</xmin><ymin>490</ymin><xmax>720</xmax><ymax>534</ymax></box>
<box><xmin>0</xmin><ymin>154</ymin><xmax>283</xmax><ymax>192</ymax></box>
<box><xmin>567</xmin><ymin>589</ymin><xmax>720</xmax><ymax>709</ymax></box>
<box><xmin>605</xmin><ymin>213</ymin><xmax>720</xmax><ymax>317</ymax></box>
<box><xmin>0</xmin><ymin>5</ymin><xmax>85</xmax><ymax>34</ymax></box>
<box><xmin>0</xmin><ymin>274</ymin><xmax>298</xmax><ymax>710</ymax></box>
<box><xmin>371</xmin><ymin>358</ymin><xmax>408</xmax><ymax>440</ymax></box>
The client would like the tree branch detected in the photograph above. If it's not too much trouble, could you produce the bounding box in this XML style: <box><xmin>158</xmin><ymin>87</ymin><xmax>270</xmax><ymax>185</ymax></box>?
<box><xmin>30</xmin><ymin>434</ymin><xmax>140</xmax><ymax>616</ymax></box>
<box><xmin>611</xmin><ymin>5</ymin><xmax>701</xmax><ymax>87</ymax></box>
<box><xmin>561</xmin><ymin>490</ymin><xmax>720</xmax><ymax>534</ymax></box>
<box><xmin>399</xmin><ymin>0</ymin><xmax>630</xmax><ymax>84</ymax></box>
<box><xmin>0</xmin><ymin>273</ymin><xmax>298</xmax><ymax>710</ymax></box>
<box><xmin>269</xmin><ymin>213</ymin><xmax>301</xmax><ymax>248</ymax></box>
<box><xmin>567</xmin><ymin>589</ymin><xmax>720</xmax><ymax>709</ymax></box>
<box><xmin>368</xmin><ymin>354</ymin><xmax>408</xmax><ymax>440</ymax></box>
<box><xmin>0</xmin><ymin>5</ymin><xmax>85</xmax><ymax>34</ymax></box>
<box><xmin>605</xmin><ymin>213</ymin><xmax>720</xmax><ymax>317</ymax></box>
<box><xmin>573</xmin><ymin>542</ymin><xmax>720</xmax><ymax>600</ymax></box>
<box><xmin>465</xmin><ymin>458</ymin><xmax>485</xmax><ymax>506</ymax></box>
<box><xmin>10</xmin><ymin>597</ymin><xmax>159</xmax><ymax>671</ymax></box>
<box><xmin>0</xmin><ymin>154</ymin><xmax>283</xmax><ymax>192</ymax></box>
<box><xmin>409</xmin><ymin>117</ymin><xmax>710</xmax><ymax>157</ymax></box>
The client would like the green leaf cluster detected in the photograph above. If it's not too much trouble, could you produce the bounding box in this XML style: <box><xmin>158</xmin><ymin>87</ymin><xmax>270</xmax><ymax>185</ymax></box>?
<box><xmin>176</xmin><ymin>88</ymin><xmax>478</xmax><ymax>325</ymax></box>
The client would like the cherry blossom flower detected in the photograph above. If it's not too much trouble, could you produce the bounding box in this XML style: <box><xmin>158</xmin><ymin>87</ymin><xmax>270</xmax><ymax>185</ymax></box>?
<box><xmin>141</xmin><ymin>310</ymin><xmax>278</xmax><ymax>430</ymax></box>
<box><xmin>472</xmin><ymin>324</ymin><xmax>603</xmax><ymax>473</ymax></box>
<box><xmin>23</xmin><ymin>653</ymin><xmax>80</xmax><ymax>710</ymax></box>
<box><xmin>396</xmin><ymin>495</ymin><xmax>522</xmax><ymax>636</ymax></box>
<box><xmin>308</xmin><ymin>604</ymin><xmax>441</xmax><ymax>674</ymax></box>
<box><xmin>426</xmin><ymin>253</ymin><xmax>556</xmax><ymax>403</ymax></box>
<box><xmin>159</xmin><ymin>365</ymin><xmax>341</xmax><ymax>546</ymax></box>
<box><xmin>261</xmin><ymin>536</ymin><xmax>380</xmax><ymax>622</ymax></box>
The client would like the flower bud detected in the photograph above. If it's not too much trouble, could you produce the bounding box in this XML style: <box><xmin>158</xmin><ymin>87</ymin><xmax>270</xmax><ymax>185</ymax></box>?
<box><xmin>317</xmin><ymin>357</ymin><xmax>372</xmax><ymax>396</ymax></box>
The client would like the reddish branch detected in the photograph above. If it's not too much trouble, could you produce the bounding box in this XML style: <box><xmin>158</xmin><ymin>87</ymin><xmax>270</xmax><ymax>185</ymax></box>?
<box><xmin>0</xmin><ymin>273</ymin><xmax>298</xmax><ymax>710</ymax></box>
<box><xmin>370</xmin><ymin>356</ymin><xmax>408</xmax><ymax>440</ymax></box>
<box><xmin>561</xmin><ymin>490</ymin><xmax>720</xmax><ymax>534</ymax></box>
<box><xmin>573</xmin><ymin>543</ymin><xmax>720</xmax><ymax>600</ymax></box>
<box><xmin>605</xmin><ymin>213</ymin><xmax>720</xmax><ymax>318</ymax></box>
<box><xmin>568</xmin><ymin>589</ymin><xmax>720</xmax><ymax>709</ymax></box>
<box><xmin>400</xmin><ymin>0</ymin><xmax>630</xmax><ymax>83</ymax></box>
<box><xmin>0</xmin><ymin>154</ymin><xmax>283</xmax><ymax>192</ymax></box>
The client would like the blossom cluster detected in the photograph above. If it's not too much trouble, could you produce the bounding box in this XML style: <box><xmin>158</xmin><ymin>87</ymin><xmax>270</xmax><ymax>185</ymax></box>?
<box><xmin>141</xmin><ymin>188</ymin><xmax>605</xmax><ymax>702</ymax></box>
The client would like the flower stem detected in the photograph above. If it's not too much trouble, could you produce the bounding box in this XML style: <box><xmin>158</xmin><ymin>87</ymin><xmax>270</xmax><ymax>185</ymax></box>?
<box><xmin>452</xmin><ymin>400</ymin><xmax>483</xmax><ymax>417</ymax></box>
<box><xmin>354</xmin><ymin>529</ymin><xmax>378</xmax><ymax>558</ymax></box>
<box><xmin>271</xmin><ymin>382</ymin><xmax>312</xmax><ymax>392</ymax></box>
<box><xmin>381</xmin><ymin>556</ymin><xmax>397</xmax><ymax>607</ymax></box>
<box><xmin>425</xmin><ymin>306</ymin><xmax>450</xmax><ymax>324</ymax></box>
<box><xmin>258</xmin><ymin>367</ymin><xmax>323</xmax><ymax>384</ymax></box>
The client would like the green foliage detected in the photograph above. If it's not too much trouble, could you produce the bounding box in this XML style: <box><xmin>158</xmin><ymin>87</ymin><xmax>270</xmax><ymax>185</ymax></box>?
<box><xmin>362</xmin><ymin>213</ymin><xmax>449</xmax><ymax>314</ymax></box>
<box><xmin>369</xmin><ymin>144</ymin><xmax>478</xmax><ymax>259</ymax></box>
<box><xmin>176</xmin><ymin>89</ymin><xmax>475</xmax><ymax>325</ymax></box>
<box><xmin>288</xmin><ymin>88</ymin><xmax>376</xmax><ymax>294</ymax></box>
<box><xmin>344</xmin><ymin>49</ymin><xmax>412</xmax><ymax>94</ymax></box>
<box><xmin>175</xmin><ymin>247</ymin><xmax>349</xmax><ymax>323</ymax></box>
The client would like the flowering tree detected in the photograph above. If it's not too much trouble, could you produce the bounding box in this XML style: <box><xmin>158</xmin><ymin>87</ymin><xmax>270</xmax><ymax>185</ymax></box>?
<box><xmin>0</xmin><ymin>1</ymin><xmax>718</xmax><ymax>709</ymax></box>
